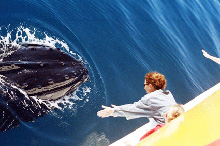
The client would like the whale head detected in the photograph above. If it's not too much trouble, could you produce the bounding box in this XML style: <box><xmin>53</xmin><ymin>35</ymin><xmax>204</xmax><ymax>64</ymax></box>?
<box><xmin>0</xmin><ymin>43</ymin><xmax>89</xmax><ymax>100</ymax></box>
<box><xmin>0</xmin><ymin>43</ymin><xmax>89</xmax><ymax>132</ymax></box>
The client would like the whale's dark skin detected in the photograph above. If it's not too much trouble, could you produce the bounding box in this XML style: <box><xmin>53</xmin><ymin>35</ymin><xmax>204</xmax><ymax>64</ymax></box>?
<box><xmin>0</xmin><ymin>44</ymin><xmax>89</xmax><ymax>132</ymax></box>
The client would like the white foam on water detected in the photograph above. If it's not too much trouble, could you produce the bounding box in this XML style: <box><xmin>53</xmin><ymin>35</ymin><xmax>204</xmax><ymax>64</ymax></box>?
<box><xmin>0</xmin><ymin>25</ymin><xmax>83</xmax><ymax>60</ymax></box>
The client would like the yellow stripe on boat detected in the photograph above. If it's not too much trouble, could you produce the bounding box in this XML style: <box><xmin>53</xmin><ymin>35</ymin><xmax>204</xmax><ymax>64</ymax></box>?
<box><xmin>136</xmin><ymin>89</ymin><xmax>220</xmax><ymax>146</ymax></box>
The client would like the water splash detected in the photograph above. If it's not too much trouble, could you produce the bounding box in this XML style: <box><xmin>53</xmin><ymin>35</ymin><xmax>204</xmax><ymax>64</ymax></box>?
<box><xmin>0</xmin><ymin>25</ymin><xmax>84</xmax><ymax>61</ymax></box>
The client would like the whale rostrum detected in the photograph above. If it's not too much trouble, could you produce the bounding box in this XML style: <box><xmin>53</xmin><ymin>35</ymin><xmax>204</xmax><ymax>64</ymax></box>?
<box><xmin>0</xmin><ymin>43</ymin><xmax>89</xmax><ymax>132</ymax></box>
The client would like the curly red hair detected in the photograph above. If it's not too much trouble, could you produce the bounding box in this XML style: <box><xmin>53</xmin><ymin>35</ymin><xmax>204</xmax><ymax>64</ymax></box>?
<box><xmin>145</xmin><ymin>72</ymin><xmax>167</xmax><ymax>90</ymax></box>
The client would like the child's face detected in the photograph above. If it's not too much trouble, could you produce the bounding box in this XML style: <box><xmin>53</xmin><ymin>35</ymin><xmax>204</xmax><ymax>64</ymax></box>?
<box><xmin>144</xmin><ymin>80</ymin><xmax>155</xmax><ymax>93</ymax></box>
<box><xmin>144</xmin><ymin>84</ymin><xmax>151</xmax><ymax>93</ymax></box>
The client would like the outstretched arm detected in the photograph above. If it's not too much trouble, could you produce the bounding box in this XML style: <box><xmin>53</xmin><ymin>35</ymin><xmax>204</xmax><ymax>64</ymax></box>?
<box><xmin>97</xmin><ymin>100</ymin><xmax>154</xmax><ymax>119</ymax></box>
<box><xmin>202</xmin><ymin>50</ymin><xmax>220</xmax><ymax>65</ymax></box>
<box><xmin>97</xmin><ymin>98</ymin><xmax>158</xmax><ymax>120</ymax></box>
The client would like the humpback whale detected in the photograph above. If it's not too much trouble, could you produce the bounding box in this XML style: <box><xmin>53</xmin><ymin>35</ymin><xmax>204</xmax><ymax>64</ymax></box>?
<box><xmin>0</xmin><ymin>43</ymin><xmax>89</xmax><ymax>132</ymax></box>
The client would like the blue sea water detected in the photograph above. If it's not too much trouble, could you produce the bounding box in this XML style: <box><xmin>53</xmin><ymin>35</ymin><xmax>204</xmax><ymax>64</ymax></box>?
<box><xmin>0</xmin><ymin>0</ymin><xmax>220</xmax><ymax>145</ymax></box>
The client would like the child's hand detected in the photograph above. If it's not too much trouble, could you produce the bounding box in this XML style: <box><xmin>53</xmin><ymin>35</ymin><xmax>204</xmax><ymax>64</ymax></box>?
<box><xmin>97</xmin><ymin>105</ymin><xmax>115</xmax><ymax>118</ymax></box>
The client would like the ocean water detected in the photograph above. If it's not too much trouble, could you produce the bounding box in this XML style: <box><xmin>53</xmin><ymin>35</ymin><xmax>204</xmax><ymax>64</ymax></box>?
<box><xmin>0</xmin><ymin>0</ymin><xmax>220</xmax><ymax>146</ymax></box>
